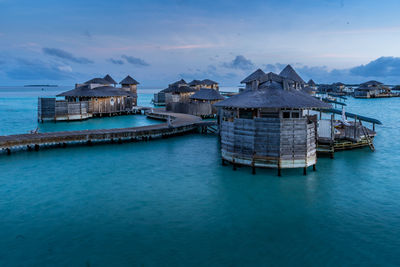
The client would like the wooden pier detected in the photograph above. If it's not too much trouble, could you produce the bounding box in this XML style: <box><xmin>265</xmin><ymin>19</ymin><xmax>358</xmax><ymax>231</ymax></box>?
<box><xmin>0</xmin><ymin>110</ymin><xmax>216</xmax><ymax>155</ymax></box>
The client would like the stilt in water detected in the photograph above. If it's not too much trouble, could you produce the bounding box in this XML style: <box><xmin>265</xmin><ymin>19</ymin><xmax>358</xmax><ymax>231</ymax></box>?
<box><xmin>278</xmin><ymin>168</ymin><xmax>281</xmax><ymax>177</ymax></box>
<box><xmin>34</xmin><ymin>144</ymin><xmax>39</xmax><ymax>151</ymax></box>
<box><xmin>313</xmin><ymin>164</ymin><xmax>316</xmax><ymax>171</ymax></box>
<box><xmin>6</xmin><ymin>148</ymin><xmax>11</xmax><ymax>155</ymax></box>
<box><xmin>232</xmin><ymin>159</ymin><xmax>237</xmax><ymax>171</ymax></box>
<box><xmin>303</xmin><ymin>167</ymin><xmax>307</xmax><ymax>176</ymax></box>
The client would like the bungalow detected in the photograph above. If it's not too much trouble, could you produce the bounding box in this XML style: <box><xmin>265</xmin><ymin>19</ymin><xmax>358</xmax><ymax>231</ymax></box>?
<box><xmin>354</xmin><ymin>80</ymin><xmax>390</xmax><ymax>98</ymax></box>
<box><xmin>215</xmin><ymin>70</ymin><xmax>330</xmax><ymax>175</ymax></box>
<box><xmin>167</xmin><ymin>88</ymin><xmax>225</xmax><ymax>117</ymax></box>
<box><xmin>38</xmin><ymin>75</ymin><xmax>139</xmax><ymax>121</ymax></box>
<box><xmin>154</xmin><ymin>78</ymin><xmax>219</xmax><ymax>105</ymax></box>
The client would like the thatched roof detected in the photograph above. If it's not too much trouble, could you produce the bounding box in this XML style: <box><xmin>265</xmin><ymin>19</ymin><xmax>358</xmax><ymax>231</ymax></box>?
<box><xmin>333</xmin><ymin>82</ymin><xmax>345</xmax><ymax>86</ymax></box>
<box><xmin>190</xmin><ymin>88</ymin><xmax>224</xmax><ymax>101</ymax></box>
<box><xmin>188</xmin><ymin>80</ymin><xmax>203</xmax><ymax>86</ymax></box>
<box><xmin>241</xmin><ymin>69</ymin><xmax>266</xmax><ymax>84</ymax></box>
<box><xmin>120</xmin><ymin>75</ymin><xmax>139</xmax><ymax>85</ymax></box>
<box><xmin>279</xmin><ymin>65</ymin><xmax>305</xmax><ymax>84</ymax></box>
<box><xmin>58</xmin><ymin>85</ymin><xmax>137</xmax><ymax>98</ymax></box>
<box><xmin>84</xmin><ymin>78</ymin><xmax>110</xmax><ymax>85</ymax></box>
<box><xmin>103</xmin><ymin>74</ymin><xmax>117</xmax><ymax>84</ymax></box>
<box><xmin>169</xmin><ymin>79</ymin><xmax>187</xmax><ymax>87</ymax></box>
<box><xmin>201</xmin><ymin>79</ymin><xmax>218</xmax><ymax>85</ymax></box>
<box><xmin>361</xmin><ymin>80</ymin><xmax>383</xmax><ymax>87</ymax></box>
<box><xmin>215</xmin><ymin>81</ymin><xmax>331</xmax><ymax>109</ymax></box>
<box><xmin>307</xmin><ymin>79</ymin><xmax>316</xmax><ymax>86</ymax></box>
<box><xmin>259</xmin><ymin>72</ymin><xmax>284</xmax><ymax>84</ymax></box>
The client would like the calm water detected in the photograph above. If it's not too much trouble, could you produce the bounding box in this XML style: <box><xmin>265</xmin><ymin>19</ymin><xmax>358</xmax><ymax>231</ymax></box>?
<box><xmin>0</xmin><ymin>88</ymin><xmax>400</xmax><ymax>266</ymax></box>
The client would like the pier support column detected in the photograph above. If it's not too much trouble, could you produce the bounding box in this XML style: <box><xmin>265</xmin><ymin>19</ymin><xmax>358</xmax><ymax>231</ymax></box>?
<box><xmin>278</xmin><ymin>168</ymin><xmax>281</xmax><ymax>177</ymax></box>
<box><xmin>252</xmin><ymin>165</ymin><xmax>256</xmax><ymax>175</ymax></box>
<box><xmin>34</xmin><ymin>144</ymin><xmax>39</xmax><ymax>151</ymax></box>
<box><xmin>313</xmin><ymin>164</ymin><xmax>316</xmax><ymax>172</ymax></box>
<box><xmin>6</xmin><ymin>148</ymin><xmax>11</xmax><ymax>155</ymax></box>
<box><xmin>232</xmin><ymin>159</ymin><xmax>237</xmax><ymax>171</ymax></box>
<box><xmin>87</xmin><ymin>140</ymin><xmax>92</xmax><ymax>146</ymax></box>
<box><xmin>27</xmin><ymin>145</ymin><xmax>31</xmax><ymax>151</ymax></box>
<box><xmin>303</xmin><ymin>167</ymin><xmax>307</xmax><ymax>176</ymax></box>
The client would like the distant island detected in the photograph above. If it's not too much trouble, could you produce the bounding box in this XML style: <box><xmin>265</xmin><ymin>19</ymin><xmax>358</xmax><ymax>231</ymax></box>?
<box><xmin>24</xmin><ymin>85</ymin><xmax>58</xmax><ymax>87</ymax></box>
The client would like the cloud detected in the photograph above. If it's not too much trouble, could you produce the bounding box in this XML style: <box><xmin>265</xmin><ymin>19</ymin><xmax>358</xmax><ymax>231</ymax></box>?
<box><xmin>179</xmin><ymin>64</ymin><xmax>238</xmax><ymax>84</ymax></box>
<box><xmin>121</xmin><ymin>55</ymin><xmax>149</xmax><ymax>66</ymax></box>
<box><xmin>261</xmin><ymin>57</ymin><xmax>400</xmax><ymax>84</ymax></box>
<box><xmin>349</xmin><ymin>57</ymin><xmax>400</xmax><ymax>77</ymax></box>
<box><xmin>6</xmin><ymin>59</ymin><xmax>73</xmax><ymax>80</ymax></box>
<box><xmin>108</xmin><ymin>58</ymin><xmax>124</xmax><ymax>65</ymax></box>
<box><xmin>222</xmin><ymin>55</ymin><xmax>254</xmax><ymax>70</ymax></box>
<box><xmin>42</xmin><ymin>47</ymin><xmax>94</xmax><ymax>64</ymax></box>
<box><xmin>83</xmin><ymin>30</ymin><xmax>92</xmax><ymax>38</ymax></box>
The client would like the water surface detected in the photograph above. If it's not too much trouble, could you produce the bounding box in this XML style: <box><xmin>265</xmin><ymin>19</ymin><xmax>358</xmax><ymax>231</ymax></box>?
<box><xmin>0</xmin><ymin>88</ymin><xmax>399</xmax><ymax>266</ymax></box>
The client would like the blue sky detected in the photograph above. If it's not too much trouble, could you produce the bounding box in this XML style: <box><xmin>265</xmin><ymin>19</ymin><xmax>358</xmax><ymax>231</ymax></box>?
<box><xmin>1</xmin><ymin>0</ymin><xmax>400</xmax><ymax>86</ymax></box>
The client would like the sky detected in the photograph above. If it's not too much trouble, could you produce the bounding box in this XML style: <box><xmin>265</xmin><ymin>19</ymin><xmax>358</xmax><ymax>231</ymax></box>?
<box><xmin>1</xmin><ymin>0</ymin><xmax>400</xmax><ymax>87</ymax></box>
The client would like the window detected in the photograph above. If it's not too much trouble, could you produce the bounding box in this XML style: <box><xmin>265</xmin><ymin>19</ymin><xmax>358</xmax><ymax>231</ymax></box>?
<box><xmin>292</xmin><ymin>112</ymin><xmax>300</xmax><ymax>118</ymax></box>
<box><xmin>239</xmin><ymin>110</ymin><xmax>253</xmax><ymax>119</ymax></box>
<box><xmin>283</xmin><ymin>112</ymin><xmax>290</xmax><ymax>118</ymax></box>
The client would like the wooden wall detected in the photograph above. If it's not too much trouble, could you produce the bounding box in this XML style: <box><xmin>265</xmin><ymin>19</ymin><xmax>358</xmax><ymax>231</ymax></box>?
<box><xmin>38</xmin><ymin>96</ymin><xmax>136</xmax><ymax>121</ymax></box>
<box><xmin>166</xmin><ymin>102</ymin><xmax>216</xmax><ymax>116</ymax></box>
<box><xmin>219</xmin><ymin>115</ymin><xmax>316</xmax><ymax>168</ymax></box>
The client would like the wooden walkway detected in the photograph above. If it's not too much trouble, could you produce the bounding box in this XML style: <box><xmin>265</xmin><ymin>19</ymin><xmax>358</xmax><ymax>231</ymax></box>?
<box><xmin>0</xmin><ymin>110</ymin><xmax>217</xmax><ymax>154</ymax></box>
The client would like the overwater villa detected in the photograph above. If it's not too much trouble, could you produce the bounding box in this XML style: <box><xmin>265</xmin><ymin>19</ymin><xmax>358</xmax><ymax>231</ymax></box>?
<box><xmin>354</xmin><ymin>80</ymin><xmax>391</xmax><ymax>98</ymax></box>
<box><xmin>188</xmin><ymin>79</ymin><xmax>219</xmax><ymax>90</ymax></box>
<box><xmin>153</xmin><ymin>78</ymin><xmax>219</xmax><ymax>106</ymax></box>
<box><xmin>318</xmin><ymin>82</ymin><xmax>348</xmax><ymax>96</ymax></box>
<box><xmin>241</xmin><ymin>65</ymin><xmax>306</xmax><ymax>92</ymax></box>
<box><xmin>38</xmin><ymin>75</ymin><xmax>139</xmax><ymax>121</ymax></box>
<box><xmin>216</xmin><ymin>72</ymin><xmax>329</xmax><ymax>175</ymax></box>
<box><xmin>215</xmin><ymin>68</ymin><xmax>381</xmax><ymax>175</ymax></box>
<box><xmin>165</xmin><ymin>88</ymin><xmax>224</xmax><ymax>118</ymax></box>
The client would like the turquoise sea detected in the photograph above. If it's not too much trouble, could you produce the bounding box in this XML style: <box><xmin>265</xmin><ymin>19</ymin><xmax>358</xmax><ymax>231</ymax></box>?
<box><xmin>0</xmin><ymin>87</ymin><xmax>400</xmax><ymax>266</ymax></box>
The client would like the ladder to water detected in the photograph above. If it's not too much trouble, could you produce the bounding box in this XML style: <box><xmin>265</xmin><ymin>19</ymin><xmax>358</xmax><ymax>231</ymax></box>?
<box><xmin>359</xmin><ymin>120</ymin><xmax>375</xmax><ymax>152</ymax></box>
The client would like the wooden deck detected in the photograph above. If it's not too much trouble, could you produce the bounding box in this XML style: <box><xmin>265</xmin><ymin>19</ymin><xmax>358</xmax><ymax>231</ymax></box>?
<box><xmin>0</xmin><ymin>110</ymin><xmax>216</xmax><ymax>154</ymax></box>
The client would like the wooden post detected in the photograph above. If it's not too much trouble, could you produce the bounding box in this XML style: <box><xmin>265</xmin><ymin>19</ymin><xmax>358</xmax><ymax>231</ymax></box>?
<box><xmin>313</xmin><ymin>164</ymin><xmax>316</xmax><ymax>171</ymax></box>
<box><xmin>354</xmin><ymin>115</ymin><xmax>357</xmax><ymax>140</ymax></box>
<box><xmin>303</xmin><ymin>167</ymin><xmax>307</xmax><ymax>176</ymax></box>
<box><xmin>278</xmin><ymin>167</ymin><xmax>281</xmax><ymax>177</ymax></box>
